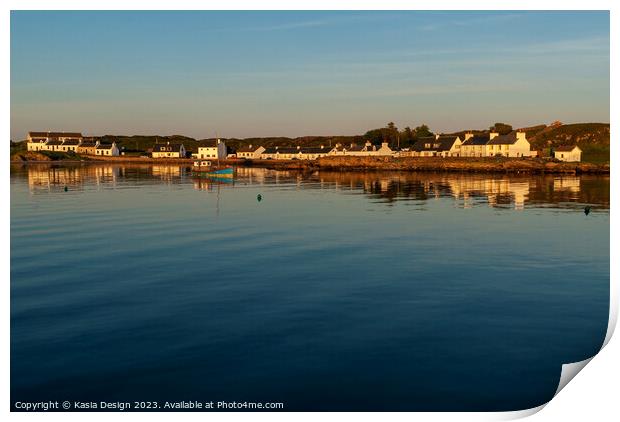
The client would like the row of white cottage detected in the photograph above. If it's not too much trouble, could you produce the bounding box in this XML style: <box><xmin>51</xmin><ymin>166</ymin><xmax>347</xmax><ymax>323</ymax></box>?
<box><xmin>26</xmin><ymin>132</ymin><xmax>120</xmax><ymax>156</ymax></box>
<box><xmin>236</xmin><ymin>131</ymin><xmax>582</xmax><ymax>162</ymax></box>
<box><xmin>25</xmin><ymin>131</ymin><xmax>582</xmax><ymax>162</ymax></box>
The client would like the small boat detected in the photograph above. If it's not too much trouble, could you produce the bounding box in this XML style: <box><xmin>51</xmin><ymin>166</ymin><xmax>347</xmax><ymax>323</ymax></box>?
<box><xmin>192</xmin><ymin>160</ymin><xmax>234</xmax><ymax>178</ymax></box>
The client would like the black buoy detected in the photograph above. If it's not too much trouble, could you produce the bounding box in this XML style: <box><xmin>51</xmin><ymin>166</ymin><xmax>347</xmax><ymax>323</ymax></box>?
<box><xmin>64</xmin><ymin>186</ymin><xmax>68</xmax><ymax>192</ymax></box>
<box><xmin>257</xmin><ymin>194</ymin><xmax>262</xmax><ymax>202</ymax></box>
<box><xmin>584</xmin><ymin>206</ymin><xmax>591</xmax><ymax>216</ymax></box>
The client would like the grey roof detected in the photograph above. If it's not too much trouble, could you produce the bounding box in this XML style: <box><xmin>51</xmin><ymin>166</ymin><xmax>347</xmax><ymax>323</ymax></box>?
<box><xmin>301</xmin><ymin>147</ymin><xmax>331</xmax><ymax>154</ymax></box>
<box><xmin>46</xmin><ymin>140</ymin><xmax>64</xmax><ymax>145</ymax></box>
<box><xmin>153</xmin><ymin>143</ymin><xmax>184</xmax><ymax>152</ymax></box>
<box><xmin>29</xmin><ymin>131</ymin><xmax>82</xmax><ymax>138</ymax></box>
<box><xmin>262</xmin><ymin>147</ymin><xmax>278</xmax><ymax>154</ymax></box>
<box><xmin>79</xmin><ymin>142</ymin><xmax>97</xmax><ymax>147</ymax></box>
<box><xmin>50</xmin><ymin>132</ymin><xmax>82</xmax><ymax>138</ymax></box>
<box><xmin>28</xmin><ymin>132</ymin><xmax>49</xmax><ymax>138</ymax></box>
<box><xmin>487</xmin><ymin>132</ymin><xmax>519</xmax><ymax>145</ymax></box>
<box><xmin>336</xmin><ymin>144</ymin><xmax>364</xmax><ymax>151</ymax></box>
<box><xmin>555</xmin><ymin>145</ymin><xmax>580</xmax><ymax>152</ymax></box>
<box><xmin>96</xmin><ymin>144</ymin><xmax>115</xmax><ymax>150</ymax></box>
<box><xmin>412</xmin><ymin>136</ymin><xmax>459</xmax><ymax>152</ymax></box>
<box><xmin>62</xmin><ymin>139</ymin><xmax>81</xmax><ymax>145</ymax></box>
<box><xmin>462</xmin><ymin>134</ymin><xmax>490</xmax><ymax>146</ymax></box>
<box><xmin>275</xmin><ymin>147</ymin><xmax>300</xmax><ymax>154</ymax></box>
<box><xmin>237</xmin><ymin>145</ymin><xmax>262</xmax><ymax>153</ymax></box>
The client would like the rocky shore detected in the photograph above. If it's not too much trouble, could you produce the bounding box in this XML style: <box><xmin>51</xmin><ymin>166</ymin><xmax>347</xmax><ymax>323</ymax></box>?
<box><xmin>10</xmin><ymin>152</ymin><xmax>609</xmax><ymax>174</ymax></box>
<box><xmin>240</xmin><ymin>156</ymin><xmax>609</xmax><ymax>174</ymax></box>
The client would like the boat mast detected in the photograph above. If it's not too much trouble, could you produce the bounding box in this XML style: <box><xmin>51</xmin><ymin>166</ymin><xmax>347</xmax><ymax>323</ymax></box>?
<box><xmin>216</xmin><ymin>131</ymin><xmax>220</xmax><ymax>167</ymax></box>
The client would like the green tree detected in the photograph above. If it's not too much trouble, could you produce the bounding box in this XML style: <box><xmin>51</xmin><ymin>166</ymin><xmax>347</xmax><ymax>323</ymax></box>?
<box><xmin>490</xmin><ymin>122</ymin><xmax>513</xmax><ymax>135</ymax></box>
<box><xmin>399</xmin><ymin>126</ymin><xmax>415</xmax><ymax>148</ymax></box>
<box><xmin>364</xmin><ymin>122</ymin><xmax>399</xmax><ymax>146</ymax></box>
<box><xmin>412</xmin><ymin>124</ymin><xmax>434</xmax><ymax>139</ymax></box>
<box><xmin>364</xmin><ymin>128</ymin><xmax>386</xmax><ymax>145</ymax></box>
<box><xmin>385</xmin><ymin>122</ymin><xmax>399</xmax><ymax>145</ymax></box>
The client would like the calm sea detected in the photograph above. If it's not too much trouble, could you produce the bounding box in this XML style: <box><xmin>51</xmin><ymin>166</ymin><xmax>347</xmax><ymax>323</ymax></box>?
<box><xmin>10</xmin><ymin>164</ymin><xmax>609</xmax><ymax>411</ymax></box>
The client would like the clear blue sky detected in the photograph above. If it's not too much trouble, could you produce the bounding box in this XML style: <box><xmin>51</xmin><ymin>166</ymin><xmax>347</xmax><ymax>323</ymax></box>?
<box><xmin>10</xmin><ymin>11</ymin><xmax>609</xmax><ymax>140</ymax></box>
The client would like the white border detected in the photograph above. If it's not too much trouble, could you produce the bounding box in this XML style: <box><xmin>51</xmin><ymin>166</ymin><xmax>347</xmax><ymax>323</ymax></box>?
<box><xmin>3</xmin><ymin>1</ymin><xmax>616</xmax><ymax>421</ymax></box>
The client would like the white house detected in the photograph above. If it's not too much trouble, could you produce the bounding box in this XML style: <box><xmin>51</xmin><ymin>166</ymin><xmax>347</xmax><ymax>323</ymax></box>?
<box><xmin>26</xmin><ymin>131</ymin><xmax>83</xmax><ymax>151</ymax></box>
<box><xmin>299</xmin><ymin>145</ymin><xmax>335</xmax><ymax>160</ymax></box>
<box><xmin>460</xmin><ymin>133</ymin><xmax>492</xmax><ymax>157</ymax></box>
<box><xmin>405</xmin><ymin>135</ymin><xmax>463</xmax><ymax>157</ymax></box>
<box><xmin>44</xmin><ymin>140</ymin><xmax>64</xmax><ymax>152</ymax></box>
<box><xmin>77</xmin><ymin>140</ymin><xmax>100</xmax><ymax>155</ymax></box>
<box><xmin>95</xmin><ymin>142</ymin><xmax>120</xmax><ymax>156</ymax></box>
<box><xmin>375</xmin><ymin>142</ymin><xmax>396</xmax><ymax>156</ymax></box>
<box><xmin>237</xmin><ymin>144</ymin><xmax>266</xmax><ymax>159</ymax></box>
<box><xmin>152</xmin><ymin>142</ymin><xmax>186</xmax><ymax>158</ymax></box>
<box><xmin>26</xmin><ymin>133</ymin><xmax>49</xmax><ymax>151</ymax></box>
<box><xmin>258</xmin><ymin>145</ymin><xmax>336</xmax><ymax>160</ymax></box>
<box><xmin>554</xmin><ymin>146</ymin><xmax>582</xmax><ymax>162</ymax></box>
<box><xmin>273</xmin><ymin>147</ymin><xmax>301</xmax><ymax>160</ymax></box>
<box><xmin>59</xmin><ymin>139</ymin><xmax>82</xmax><ymax>152</ymax></box>
<box><xmin>197</xmin><ymin>139</ymin><xmax>226</xmax><ymax>159</ymax></box>
<box><xmin>260</xmin><ymin>147</ymin><xmax>279</xmax><ymax>159</ymax></box>
<box><xmin>329</xmin><ymin>140</ymin><xmax>395</xmax><ymax>157</ymax></box>
<box><xmin>485</xmin><ymin>131</ymin><xmax>531</xmax><ymax>158</ymax></box>
<box><xmin>329</xmin><ymin>143</ymin><xmax>367</xmax><ymax>156</ymax></box>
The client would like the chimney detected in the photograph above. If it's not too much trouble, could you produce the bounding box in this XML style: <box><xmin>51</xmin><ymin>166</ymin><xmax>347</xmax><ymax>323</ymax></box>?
<box><xmin>249</xmin><ymin>144</ymin><xmax>252</xmax><ymax>149</ymax></box>
<box><xmin>297</xmin><ymin>145</ymin><xmax>301</xmax><ymax>150</ymax></box>
<box><xmin>489</xmin><ymin>132</ymin><xmax>499</xmax><ymax>140</ymax></box>
<box><xmin>435</xmin><ymin>134</ymin><xmax>440</xmax><ymax>140</ymax></box>
<box><xmin>320</xmin><ymin>145</ymin><xmax>324</xmax><ymax>149</ymax></box>
<box><xmin>217</xmin><ymin>138</ymin><xmax>221</xmax><ymax>144</ymax></box>
<box><xmin>464</xmin><ymin>132</ymin><xmax>474</xmax><ymax>141</ymax></box>
<box><xmin>275</xmin><ymin>146</ymin><xmax>278</xmax><ymax>150</ymax></box>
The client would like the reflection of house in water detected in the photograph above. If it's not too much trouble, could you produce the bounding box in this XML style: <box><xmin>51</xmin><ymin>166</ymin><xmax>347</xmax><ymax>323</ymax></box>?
<box><xmin>93</xmin><ymin>166</ymin><xmax>119</xmax><ymax>186</ymax></box>
<box><xmin>152</xmin><ymin>165</ymin><xmax>182</xmax><ymax>181</ymax></box>
<box><xmin>323</xmin><ymin>173</ymin><xmax>534</xmax><ymax>209</ymax></box>
<box><xmin>446</xmin><ymin>178</ymin><xmax>530</xmax><ymax>210</ymax></box>
<box><xmin>553</xmin><ymin>177</ymin><xmax>580</xmax><ymax>193</ymax></box>
<box><xmin>234</xmin><ymin>167</ymin><xmax>267</xmax><ymax>185</ymax></box>
<box><xmin>20</xmin><ymin>164</ymin><xmax>599</xmax><ymax>211</ymax></box>
<box><xmin>26</xmin><ymin>165</ymin><xmax>120</xmax><ymax>192</ymax></box>
<box><xmin>27</xmin><ymin>166</ymin><xmax>84</xmax><ymax>192</ymax></box>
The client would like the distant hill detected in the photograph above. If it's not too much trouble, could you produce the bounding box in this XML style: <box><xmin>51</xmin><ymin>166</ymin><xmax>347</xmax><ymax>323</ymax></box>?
<box><xmin>521</xmin><ymin>123</ymin><xmax>610</xmax><ymax>163</ymax></box>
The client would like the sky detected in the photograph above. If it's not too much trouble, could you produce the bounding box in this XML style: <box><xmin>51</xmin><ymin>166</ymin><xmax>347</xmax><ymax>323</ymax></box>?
<box><xmin>10</xmin><ymin>11</ymin><xmax>610</xmax><ymax>140</ymax></box>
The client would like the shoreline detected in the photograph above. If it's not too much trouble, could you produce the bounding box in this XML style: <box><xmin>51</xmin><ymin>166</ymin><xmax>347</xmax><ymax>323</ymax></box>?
<box><xmin>10</xmin><ymin>155</ymin><xmax>609</xmax><ymax>174</ymax></box>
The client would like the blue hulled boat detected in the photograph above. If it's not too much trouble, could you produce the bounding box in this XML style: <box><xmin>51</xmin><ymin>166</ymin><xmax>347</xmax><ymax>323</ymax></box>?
<box><xmin>192</xmin><ymin>161</ymin><xmax>234</xmax><ymax>178</ymax></box>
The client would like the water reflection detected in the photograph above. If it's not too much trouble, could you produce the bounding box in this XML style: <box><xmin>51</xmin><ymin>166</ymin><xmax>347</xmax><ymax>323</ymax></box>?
<box><xmin>11</xmin><ymin>163</ymin><xmax>609</xmax><ymax>211</ymax></box>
